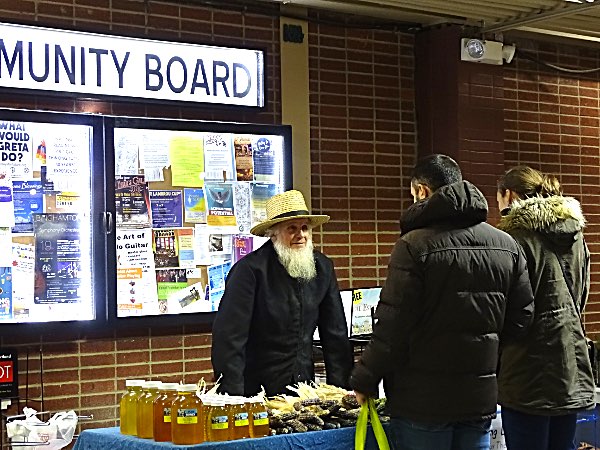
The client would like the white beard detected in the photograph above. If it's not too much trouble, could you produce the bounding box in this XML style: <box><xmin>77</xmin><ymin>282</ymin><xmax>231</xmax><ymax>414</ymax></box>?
<box><xmin>273</xmin><ymin>238</ymin><xmax>317</xmax><ymax>281</ymax></box>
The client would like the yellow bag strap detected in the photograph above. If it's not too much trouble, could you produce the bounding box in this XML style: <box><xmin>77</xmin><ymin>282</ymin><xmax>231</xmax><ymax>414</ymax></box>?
<box><xmin>354</xmin><ymin>398</ymin><xmax>390</xmax><ymax>450</ymax></box>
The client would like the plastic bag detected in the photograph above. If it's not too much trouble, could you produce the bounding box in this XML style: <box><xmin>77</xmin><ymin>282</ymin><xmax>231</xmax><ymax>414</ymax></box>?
<box><xmin>355</xmin><ymin>398</ymin><xmax>390</xmax><ymax>450</ymax></box>
<box><xmin>6</xmin><ymin>407</ymin><xmax>78</xmax><ymax>450</ymax></box>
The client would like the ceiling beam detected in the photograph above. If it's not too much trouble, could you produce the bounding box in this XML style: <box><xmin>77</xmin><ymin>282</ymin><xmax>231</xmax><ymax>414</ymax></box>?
<box><xmin>483</xmin><ymin>2</ymin><xmax>600</xmax><ymax>32</ymax></box>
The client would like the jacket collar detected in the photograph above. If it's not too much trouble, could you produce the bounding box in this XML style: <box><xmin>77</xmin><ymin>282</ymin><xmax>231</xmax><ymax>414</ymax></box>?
<box><xmin>400</xmin><ymin>181</ymin><xmax>488</xmax><ymax>235</ymax></box>
<box><xmin>497</xmin><ymin>196</ymin><xmax>585</xmax><ymax>235</ymax></box>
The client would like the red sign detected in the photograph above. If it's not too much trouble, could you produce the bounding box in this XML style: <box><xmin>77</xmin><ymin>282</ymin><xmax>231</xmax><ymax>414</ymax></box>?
<box><xmin>0</xmin><ymin>361</ymin><xmax>13</xmax><ymax>382</ymax></box>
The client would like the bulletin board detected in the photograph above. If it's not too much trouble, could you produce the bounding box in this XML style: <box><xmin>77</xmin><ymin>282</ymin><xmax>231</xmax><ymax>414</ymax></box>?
<box><xmin>110</xmin><ymin>122</ymin><xmax>291</xmax><ymax>320</ymax></box>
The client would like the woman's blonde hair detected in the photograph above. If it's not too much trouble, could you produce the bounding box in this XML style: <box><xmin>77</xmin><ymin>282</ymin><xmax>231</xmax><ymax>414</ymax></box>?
<box><xmin>497</xmin><ymin>166</ymin><xmax>562</xmax><ymax>198</ymax></box>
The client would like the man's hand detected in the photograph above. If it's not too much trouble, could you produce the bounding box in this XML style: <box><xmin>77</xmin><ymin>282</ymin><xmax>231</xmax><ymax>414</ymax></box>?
<box><xmin>354</xmin><ymin>390</ymin><xmax>368</xmax><ymax>406</ymax></box>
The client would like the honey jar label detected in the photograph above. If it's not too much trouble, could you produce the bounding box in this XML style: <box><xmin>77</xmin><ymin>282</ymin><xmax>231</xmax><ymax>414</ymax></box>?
<box><xmin>176</xmin><ymin>408</ymin><xmax>198</xmax><ymax>424</ymax></box>
<box><xmin>211</xmin><ymin>415</ymin><xmax>229</xmax><ymax>429</ymax></box>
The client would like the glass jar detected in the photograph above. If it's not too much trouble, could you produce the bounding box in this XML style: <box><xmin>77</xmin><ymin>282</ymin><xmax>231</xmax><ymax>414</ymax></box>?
<box><xmin>152</xmin><ymin>382</ymin><xmax>180</xmax><ymax>442</ymax></box>
<box><xmin>230</xmin><ymin>397</ymin><xmax>250</xmax><ymax>440</ymax></box>
<box><xmin>208</xmin><ymin>399</ymin><xmax>231</xmax><ymax>442</ymax></box>
<box><xmin>119</xmin><ymin>379</ymin><xmax>145</xmax><ymax>436</ymax></box>
<box><xmin>248</xmin><ymin>398</ymin><xmax>270</xmax><ymax>438</ymax></box>
<box><xmin>171</xmin><ymin>384</ymin><xmax>204</xmax><ymax>445</ymax></box>
<box><xmin>136</xmin><ymin>380</ymin><xmax>162</xmax><ymax>439</ymax></box>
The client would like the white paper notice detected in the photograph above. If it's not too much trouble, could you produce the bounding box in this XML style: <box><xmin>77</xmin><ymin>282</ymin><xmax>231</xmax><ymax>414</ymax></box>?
<box><xmin>0</xmin><ymin>228</ymin><xmax>12</xmax><ymax>267</ymax></box>
<box><xmin>114</xmin><ymin>128</ymin><xmax>140</xmax><ymax>175</ymax></box>
<box><xmin>0</xmin><ymin>168</ymin><xmax>15</xmax><ymax>228</ymax></box>
<box><xmin>116</xmin><ymin>228</ymin><xmax>159</xmax><ymax>317</ymax></box>
<box><xmin>194</xmin><ymin>224</ymin><xmax>212</xmax><ymax>265</ymax></box>
<box><xmin>140</xmin><ymin>130</ymin><xmax>170</xmax><ymax>181</ymax></box>
<box><xmin>233</xmin><ymin>182</ymin><xmax>251</xmax><ymax>234</ymax></box>
<box><xmin>204</xmin><ymin>133</ymin><xmax>234</xmax><ymax>181</ymax></box>
<box><xmin>45</xmin><ymin>125</ymin><xmax>90</xmax><ymax>191</ymax></box>
<box><xmin>0</xmin><ymin>120</ymin><xmax>34</xmax><ymax>180</ymax></box>
<box><xmin>11</xmin><ymin>243</ymin><xmax>35</xmax><ymax>317</ymax></box>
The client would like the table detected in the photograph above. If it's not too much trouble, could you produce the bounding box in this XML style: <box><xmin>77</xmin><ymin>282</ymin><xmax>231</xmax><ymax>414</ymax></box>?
<box><xmin>72</xmin><ymin>426</ymin><xmax>383</xmax><ymax>450</ymax></box>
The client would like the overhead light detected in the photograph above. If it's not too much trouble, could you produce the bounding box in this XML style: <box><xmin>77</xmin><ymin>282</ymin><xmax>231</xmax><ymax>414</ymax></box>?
<box><xmin>460</xmin><ymin>38</ymin><xmax>517</xmax><ymax>65</ymax></box>
<box><xmin>465</xmin><ymin>39</ymin><xmax>485</xmax><ymax>59</ymax></box>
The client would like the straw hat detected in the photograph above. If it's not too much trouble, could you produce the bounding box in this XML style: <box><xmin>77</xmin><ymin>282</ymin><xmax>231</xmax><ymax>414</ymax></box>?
<box><xmin>250</xmin><ymin>190</ymin><xmax>330</xmax><ymax>236</ymax></box>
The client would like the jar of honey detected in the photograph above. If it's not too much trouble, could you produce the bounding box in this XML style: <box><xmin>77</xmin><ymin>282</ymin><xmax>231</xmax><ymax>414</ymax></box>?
<box><xmin>171</xmin><ymin>384</ymin><xmax>204</xmax><ymax>445</ymax></box>
<box><xmin>119</xmin><ymin>379</ymin><xmax>145</xmax><ymax>436</ymax></box>
<box><xmin>152</xmin><ymin>382</ymin><xmax>180</xmax><ymax>442</ymax></box>
<box><xmin>136</xmin><ymin>380</ymin><xmax>162</xmax><ymax>439</ymax></box>
<box><xmin>208</xmin><ymin>398</ymin><xmax>231</xmax><ymax>442</ymax></box>
<box><xmin>248</xmin><ymin>397</ymin><xmax>270</xmax><ymax>438</ymax></box>
<box><xmin>230</xmin><ymin>397</ymin><xmax>250</xmax><ymax>440</ymax></box>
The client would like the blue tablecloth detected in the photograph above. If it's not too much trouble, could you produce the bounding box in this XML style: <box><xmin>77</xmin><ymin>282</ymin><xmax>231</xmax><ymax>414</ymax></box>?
<box><xmin>72</xmin><ymin>426</ymin><xmax>383</xmax><ymax>450</ymax></box>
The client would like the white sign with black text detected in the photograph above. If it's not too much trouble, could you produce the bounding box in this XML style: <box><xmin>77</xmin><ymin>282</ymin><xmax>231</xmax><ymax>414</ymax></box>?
<box><xmin>0</xmin><ymin>22</ymin><xmax>264</xmax><ymax>107</ymax></box>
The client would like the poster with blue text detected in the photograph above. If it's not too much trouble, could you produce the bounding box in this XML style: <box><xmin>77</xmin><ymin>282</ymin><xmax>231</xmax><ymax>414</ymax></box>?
<box><xmin>12</xmin><ymin>180</ymin><xmax>43</xmax><ymax>233</ymax></box>
<box><xmin>150</xmin><ymin>190</ymin><xmax>183</xmax><ymax>228</ymax></box>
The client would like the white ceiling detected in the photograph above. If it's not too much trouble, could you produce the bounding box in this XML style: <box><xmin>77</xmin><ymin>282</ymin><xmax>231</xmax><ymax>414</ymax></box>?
<box><xmin>266</xmin><ymin>0</ymin><xmax>600</xmax><ymax>43</ymax></box>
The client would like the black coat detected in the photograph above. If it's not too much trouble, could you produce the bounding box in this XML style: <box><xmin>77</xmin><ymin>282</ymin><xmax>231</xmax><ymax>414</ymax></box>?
<box><xmin>211</xmin><ymin>239</ymin><xmax>353</xmax><ymax>397</ymax></box>
<box><xmin>350</xmin><ymin>181</ymin><xmax>535</xmax><ymax>423</ymax></box>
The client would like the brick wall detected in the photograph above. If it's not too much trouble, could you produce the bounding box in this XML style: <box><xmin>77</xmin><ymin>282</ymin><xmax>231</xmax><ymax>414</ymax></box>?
<box><xmin>503</xmin><ymin>39</ymin><xmax>600</xmax><ymax>337</ymax></box>
<box><xmin>0</xmin><ymin>0</ymin><xmax>417</xmax><ymax>437</ymax></box>
<box><xmin>308</xmin><ymin>18</ymin><xmax>416</xmax><ymax>290</ymax></box>
<box><xmin>0</xmin><ymin>0</ymin><xmax>284</xmax><ymax>434</ymax></box>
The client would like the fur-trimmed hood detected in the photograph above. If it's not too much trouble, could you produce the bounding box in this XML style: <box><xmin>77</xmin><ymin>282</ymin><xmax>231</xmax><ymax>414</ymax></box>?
<box><xmin>497</xmin><ymin>196</ymin><xmax>585</xmax><ymax>244</ymax></box>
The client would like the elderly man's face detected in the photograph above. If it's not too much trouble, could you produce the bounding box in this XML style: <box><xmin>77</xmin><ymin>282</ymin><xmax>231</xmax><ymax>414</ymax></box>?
<box><xmin>275</xmin><ymin>218</ymin><xmax>312</xmax><ymax>249</ymax></box>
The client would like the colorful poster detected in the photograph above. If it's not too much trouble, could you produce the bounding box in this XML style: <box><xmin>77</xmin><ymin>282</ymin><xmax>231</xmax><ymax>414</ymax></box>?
<box><xmin>350</xmin><ymin>287</ymin><xmax>382</xmax><ymax>336</ymax></box>
<box><xmin>205</xmin><ymin>183</ymin><xmax>236</xmax><ymax>227</ymax></box>
<box><xmin>152</xmin><ymin>228</ymin><xmax>179</xmax><ymax>268</ymax></box>
<box><xmin>169</xmin><ymin>133</ymin><xmax>204</xmax><ymax>187</ymax></box>
<box><xmin>0</xmin><ymin>267</ymin><xmax>12</xmax><ymax>319</ymax></box>
<box><xmin>0</xmin><ymin>120</ymin><xmax>33</xmax><ymax>180</ymax></box>
<box><xmin>233</xmin><ymin>235</ymin><xmax>253</xmax><ymax>263</ymax></box>
<box><xmin>251</xmin><ymin>183</ymin><xmax>280</xmax><ymax>227</ymax></box>
<box><xmin>115</xmin><ymin>175</ymin><xmax>151</xmax><ymax>227</ymax></box>
<box><xmin>150</xmin><ymin>190</ymin><xmax>183</xmax><ymax>228</ymax></box>
<box><xmin>166</xmin><ymin>280</ymin><xmax>211</xmax><ymax>313</ymax></box>
<box><xmin>114</xmin><ymin>128</ymin><xmax>140</xmax><ymax>175</ymax></box>
<box><xmin>204</xmin><ymin>133</ymin><xmax>234</xmax><ymax>181</ymax></box>
<box><xmin>116</xmin><ymin>228</ymin><xmax>158</xmax><ymax>317</ymax></box>
<box><xmin>177</xmin><ymin>228</ymin><xmax>196</xmax><ymax>268</ymax></box>
<box><xmin>234</xmin><ymin>136</ymin><xmax>253</xmax><ymax>181</ymax></box>
<box><xmin>33</xmin><ymin>213</ymin><xmax>82</xmax><ymax>304</ymax></box>
<box><xmin>233</xmin><ymin>182</ymin><xmax>251</xmax><ymax>234</ymax></box>
<box><xmin>208</xmin><ymin>261</ymin><xmax>231</xmax><ymax>311</ymax></box>
<box><xmin>156</xmin><ymin>269</ymin><xmax>188</xmax><ymax>301</ymax></box>
<box><xmin>184</xmin><ymin>188</ymin><xmax>207</xmax><ymax>223</ymax></box>
<box><xmin>253</xmin><ymin>135</ymin><xmax>281</xmax><ymax>183</ymax></box>
<box><xmin>0</xmin><ymin>169</ymin><xmax>15</xmax><ymax>228</ymax></box>
<box><xmin>12</xmin><ymin>180</ymin><xmax>43</xmax><ymax>233</ymax></box>
<box><xmin>40</xmin><ymin>166</ymin><xmax>55</xmax><ymax>194</ymax></box>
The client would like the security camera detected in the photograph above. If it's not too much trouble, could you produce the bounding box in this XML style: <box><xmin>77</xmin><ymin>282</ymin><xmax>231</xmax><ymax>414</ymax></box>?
<box><xmin>502</xmin><ymin>44</ymin><xmax>516</xmax><ymax>64</ymax></box>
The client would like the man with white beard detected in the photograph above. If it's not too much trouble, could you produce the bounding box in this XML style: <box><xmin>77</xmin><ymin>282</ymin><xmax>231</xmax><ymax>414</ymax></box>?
<box><xmin>211</xmin><ymin>190</ymin><xmax>353</xmax><ymax>397</ymax></box>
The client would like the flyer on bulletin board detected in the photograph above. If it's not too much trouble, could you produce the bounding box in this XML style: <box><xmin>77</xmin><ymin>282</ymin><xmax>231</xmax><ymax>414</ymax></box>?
<box><xmin>184</xmin><ymin>188</ymin><xmax>207</xmax><ymax>223</ymax></box>
<box><xmin>33</xmin><ymin>213</ymin><xmax>82</xmax><ymax>305</ymax></box>
<box><xmin>150</xmin><ymin>190</ymin><xmax>183</xmax><ymax>228</ymax></box>
<box><xmin>12</xmin><ymin>180</ymin><xmax>43</xmax><ymax>233</ymax></box>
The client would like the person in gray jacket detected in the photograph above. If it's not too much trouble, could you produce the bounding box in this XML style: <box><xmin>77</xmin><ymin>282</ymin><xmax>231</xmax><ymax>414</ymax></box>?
<box><xmin>350</xmin><ymin>154</ymin><xmax>535</xmax><ymax>450</ymax></box>
<box><xmin>496</xmin><ymin>166</ymin><xmax>595</xmax><ymax>450</ymax></box>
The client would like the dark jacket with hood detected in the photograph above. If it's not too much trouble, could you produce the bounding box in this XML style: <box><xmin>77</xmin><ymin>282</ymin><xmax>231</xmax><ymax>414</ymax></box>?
<box><xmin>211</xmin><ymin>239</ymin><xmax>353</xmax><ymax>397</ymax></box>
<box><xmin>497</xmin><ymin>195</ymin><xmax>595</xmax><ymax>415</ymax></box>
<box><xmin>350</xmin><ymin>181</ymin><xmax>535</xmax><ymax>424</ymax></box>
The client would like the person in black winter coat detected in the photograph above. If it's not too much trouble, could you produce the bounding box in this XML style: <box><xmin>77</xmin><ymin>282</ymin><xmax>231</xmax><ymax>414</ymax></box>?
<box><xmin>496</xmin><ymin>166</ymin><xmax>595</xmax><ymax>450</ymax></box>
<box><xmin>211</xmin><ymin>190</ymin><xmax>352</xmax><ymax>397</ymax></box>
<box><xmin>350</xmin><ymin>154</ymin><xmax>535</xmax><ymax>450</ymax></box>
